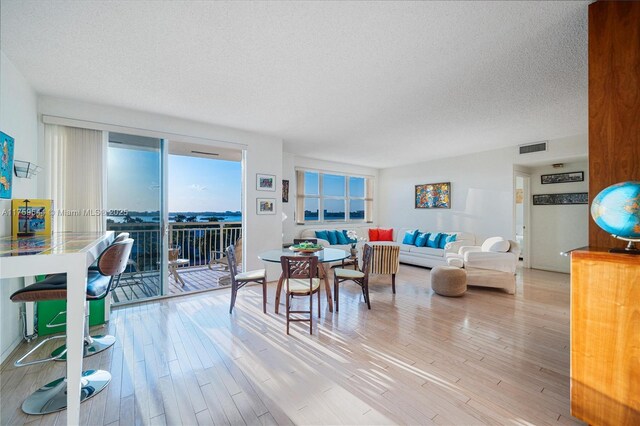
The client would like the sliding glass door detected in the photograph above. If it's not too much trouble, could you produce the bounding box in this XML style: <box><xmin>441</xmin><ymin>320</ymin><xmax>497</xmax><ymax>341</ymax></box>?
<box><xmin>106</xmin><ymin>132</ymin><xmax>168</xmax><ymax>304</ymax></box>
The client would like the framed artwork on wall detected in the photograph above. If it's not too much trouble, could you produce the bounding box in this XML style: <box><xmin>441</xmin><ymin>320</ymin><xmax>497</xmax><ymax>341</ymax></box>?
<box><xmin>282</xmin><ymin>179</ymin><xmax>289</xmax><ymax>202</ymax></box>
<box><xmin>415</xmin><ymin>182</ymin><xmax>451</xmax><ymax>209</ymax></box>
<box><xmin>11</xmin><ymin>199</ymin><xmax>53</xmax><ymax>237</ymax></box>
<box><xmin>0</xmin><ymin>131</ymin><xmax>15</xmax><ymax>199</ymax></box>
<box><xmin>257</xmin><ymin>198</ymin><xmax>276</xmax><ymax>215</ymax></box>
<box><xmin>256</xmin><ymin>174</ymin><xmax>276</xmax><ymax>191</ymax></box>
<box><xmin>541</xmin><ymin>171</ymin><xmax>584</xmax><ymax>184</ymax></box>
<box><xmin>533</xmin><ymin>192</ymin><xmax>588</xmax><ymax>205</ymax></box>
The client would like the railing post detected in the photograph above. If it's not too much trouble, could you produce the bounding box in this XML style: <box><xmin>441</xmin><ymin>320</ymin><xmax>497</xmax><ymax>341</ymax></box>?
<box><xmin>218</xmin><ymin>223</ymin><xmax>224</xmax><ymax>256</ymax></box>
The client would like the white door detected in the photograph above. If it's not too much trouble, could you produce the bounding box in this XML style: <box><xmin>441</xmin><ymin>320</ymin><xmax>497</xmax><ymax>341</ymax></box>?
<box><xmin>514</xmin><ymin>172</ymin><xmax>531</xmax><ymax>268</ymax></box>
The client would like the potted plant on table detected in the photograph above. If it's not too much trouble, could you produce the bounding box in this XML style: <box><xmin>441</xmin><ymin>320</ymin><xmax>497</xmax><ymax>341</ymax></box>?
<box><xmin>346</xmin><ymin>230</ymin><xmax>364</xmax><ymax>258</ymax></box>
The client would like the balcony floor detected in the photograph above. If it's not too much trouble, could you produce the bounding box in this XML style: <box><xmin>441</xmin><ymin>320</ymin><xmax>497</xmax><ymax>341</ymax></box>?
<box><xmin>112</xmin><ymin>265</ymin><xmax>232</xmax><ymax>303</ymax></box>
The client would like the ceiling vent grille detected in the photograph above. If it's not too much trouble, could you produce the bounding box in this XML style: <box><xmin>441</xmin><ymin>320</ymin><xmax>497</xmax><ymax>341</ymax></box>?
<box><xmin>519</xmin><ymin>141</ymin><xmax>548</xmax><ymax>155</ymax></box>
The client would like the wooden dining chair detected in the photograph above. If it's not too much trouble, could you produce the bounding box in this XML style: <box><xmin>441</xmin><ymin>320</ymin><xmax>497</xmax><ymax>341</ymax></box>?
<box><xmin>227</xmin><ymin>244</ymin><xmax>267</xmax><ymax>314</ymax></box>
<box><xmin>333</xmin><ymin>243</ymin><xmax>373</xmax><ymax>311</ymax></box>
<box><xmin>280</xmin><ymin>255</ymin><xmax>321</xmax><ymax>335</ymax></box>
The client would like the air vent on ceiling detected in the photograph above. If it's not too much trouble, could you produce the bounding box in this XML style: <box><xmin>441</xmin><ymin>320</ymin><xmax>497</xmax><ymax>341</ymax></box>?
<box><xmin>191</xmin><ymin>150</ymin><xmax>219</xmax><ymax>156</ymax></box>
<box><xmin>519</xmin><ymin>141</ymin><xmax>548</xmax><ymax>155</ymax></box>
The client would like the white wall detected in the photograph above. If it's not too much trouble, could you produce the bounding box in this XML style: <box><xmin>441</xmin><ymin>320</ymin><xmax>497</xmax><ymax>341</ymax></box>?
<box><xmin>529</xmin><ymin>161</ymin><xmax>589</xmax><ymax>273</ymax></box>
<box><xmin>0</xmin><ymin>51</ymin><xmax>39</xmax><ymax>363</ymax></box>
<box><xmin>379</xmin><ymin>135</ymin><xmax>588</xmax><ymax>258</ymax></box>
<box><xmin>282</xmin><ymin>154</ymin><xmax>379</xmax><ymax>242</ymax></box>
<box><xmin>38</xmin><ymin>96</ymin><xmax>284</xmax><ymax>278</ymax></box>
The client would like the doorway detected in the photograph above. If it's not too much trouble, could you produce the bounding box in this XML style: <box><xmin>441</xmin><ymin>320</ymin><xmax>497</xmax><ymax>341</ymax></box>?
<box><xmin>514</xmin><ymin>172</ymin><xmax>531</xmax><ymax>268</ymax></box>
<box><xmin>166</xmin><ymin>142</ymin><xmax>243</xmax><ymax>293</ymax></box>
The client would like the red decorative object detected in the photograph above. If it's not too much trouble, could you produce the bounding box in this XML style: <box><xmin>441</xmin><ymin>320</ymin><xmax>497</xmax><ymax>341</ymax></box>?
<box><xmin>368</xmin><ymin>228</ymin><xmax>379</xmax><ymax>241</ymax></box>
<box><xmin>378</xmin><ymin>228</ymin><xmax>394</xmax><ymax>241</ymax></box>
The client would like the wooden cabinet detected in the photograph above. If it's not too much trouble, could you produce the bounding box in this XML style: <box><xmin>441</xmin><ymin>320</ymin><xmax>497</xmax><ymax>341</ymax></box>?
<box><xmin>570</xmin><ymin>249</ymin><xmax>640</xmax><ymax>425</ymax></box>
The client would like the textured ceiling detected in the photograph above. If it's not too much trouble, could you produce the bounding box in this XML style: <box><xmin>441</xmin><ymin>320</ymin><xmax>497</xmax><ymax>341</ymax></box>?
<box><xmin>0</xmin><ymin>1</ymin><xmax>588</xmax><ymax>168</ymax></box>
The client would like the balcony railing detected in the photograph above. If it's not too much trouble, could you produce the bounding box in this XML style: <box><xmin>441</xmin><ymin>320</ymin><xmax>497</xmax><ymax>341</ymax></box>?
<box><xmin>107</xmin><ymin>221</ymin><xmax>242</xmax><ymax>272</ymax></box>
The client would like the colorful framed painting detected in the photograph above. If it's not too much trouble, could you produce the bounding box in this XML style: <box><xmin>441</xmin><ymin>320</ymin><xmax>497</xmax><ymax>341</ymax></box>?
<box><xmin>415</xmin><ymin>182</ymin><xmax>451</xmax><ymax>209</ymax></box>
<box><xmin>256</xmin><ymin>173</ymin><xmax>276</xmax><ymax>191</ymax></box>
<box><xmin>282</xmin><ymin>179</ymin><xmax>289</xmax><ymax>203</ymax></box>
<box><xmin>0</xmin><ymin>131</ymin><xmax>15</xmax><ymax>199</ymax></box>
<box><xmin>257</xmin><ymin>198</ymin><xmax>276</xmax><ymax>215</ymax></box>
<box><xmin>11</xmin><ymin>199</ymin><xmax>53</xmax><ymax>237</ymax></box>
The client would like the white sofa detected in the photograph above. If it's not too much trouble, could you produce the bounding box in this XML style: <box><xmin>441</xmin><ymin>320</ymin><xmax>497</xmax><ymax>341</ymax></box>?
<box><xmin>297</xmin><ymin>226</ymin><xmax>475</xmax><ymax>269</ymax></box>
<box><xmin>446</xmin><ymin>237</ymin><xmax>521</xmax><ymax>294</ymax></box>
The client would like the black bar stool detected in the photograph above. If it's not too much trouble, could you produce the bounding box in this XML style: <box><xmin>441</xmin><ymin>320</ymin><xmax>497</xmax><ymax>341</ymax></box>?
<box><xmin>9</xmin><ymin>238</ymin><xmax>133</xmax><ymax>415</ymax></box>
<box><xmin>47</xmin><ymin>232</ymin><xmax>131</xmax><ymax>360</ymax></box>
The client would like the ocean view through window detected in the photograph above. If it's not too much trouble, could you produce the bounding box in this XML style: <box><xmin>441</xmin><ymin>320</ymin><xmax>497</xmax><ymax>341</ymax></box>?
<box><xmin>297</xmin><ymin>170</ymin><xmax>370</xmax><ymax>223</ymax></box>
<box><xmin>107</xmin><ymin>153</ymin><xmax>241</xmax><ymax>224</ymax></box>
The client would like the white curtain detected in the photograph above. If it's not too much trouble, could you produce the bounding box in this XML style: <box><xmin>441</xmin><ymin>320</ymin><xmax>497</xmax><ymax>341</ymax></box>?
<box><xmin>365</xmin><ymin>177</ymin><xmax>374</xmax><ymax>223</ymax></box>
<box><xmin>45</xmin><ymin>124</ymin><xmax>105</xmax><ymax>232</ymax></box>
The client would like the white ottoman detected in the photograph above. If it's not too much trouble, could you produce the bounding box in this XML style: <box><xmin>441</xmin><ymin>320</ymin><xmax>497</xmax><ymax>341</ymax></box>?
<box><xmin>431</xmin><ymin>266</ymin><xmax>467</xmax><ymax>297</ymax></box>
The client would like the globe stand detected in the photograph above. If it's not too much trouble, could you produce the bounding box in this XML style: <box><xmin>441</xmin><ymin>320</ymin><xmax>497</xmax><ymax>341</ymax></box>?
<box><xmin>609</xmin><ymin>238</ymin><xmax>640</xmax><ymax>255</ymax></box>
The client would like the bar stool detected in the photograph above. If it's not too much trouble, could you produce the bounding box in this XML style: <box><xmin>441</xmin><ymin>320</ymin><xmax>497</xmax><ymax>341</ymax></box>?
<box><xmin>47</xmin><ymin>231</ymin><xmax>131</xmax><ymax>360</ymax></box>
<box><xmin>9</xmin><ymin>238</ymin><xmax>133</xmax><ymax>415</ymax></box>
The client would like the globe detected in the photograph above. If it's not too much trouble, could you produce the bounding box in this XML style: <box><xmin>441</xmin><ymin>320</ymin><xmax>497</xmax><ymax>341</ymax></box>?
<box><xmin>591</xmin><ymin>181</ymin><xmax>640</xmax><ymax>247</ymax></box>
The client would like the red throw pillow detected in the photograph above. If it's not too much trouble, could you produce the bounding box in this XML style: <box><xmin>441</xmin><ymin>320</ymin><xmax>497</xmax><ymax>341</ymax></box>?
<box><xmin>368</xmin><ymin>228</ymin><xmax>379</xmax><ymax>241</ymax></box>
<box><xmin>378</xmin><ymin>228</ymin><xmax>393</xmax><ymax>241</ymax></box>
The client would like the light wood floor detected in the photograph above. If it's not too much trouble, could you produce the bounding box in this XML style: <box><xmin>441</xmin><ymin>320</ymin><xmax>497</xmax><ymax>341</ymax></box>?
<box><xmin>1</xmin><ymin>264</ymin><xmax>585</xmax><ymax>425</ymax></box>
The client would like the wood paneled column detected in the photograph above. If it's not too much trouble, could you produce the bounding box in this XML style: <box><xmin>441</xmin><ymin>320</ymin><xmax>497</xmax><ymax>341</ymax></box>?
<box><xmin>588</xmin><ymin>1</ymin><xmax>640</xmax><ymax>248</ymax></box>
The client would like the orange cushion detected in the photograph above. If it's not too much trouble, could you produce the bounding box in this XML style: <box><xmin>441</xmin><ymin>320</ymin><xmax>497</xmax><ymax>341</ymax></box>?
<box><xmin>368</xmin><ymin>228</ymin><xmax>379</xmax><ymax>241</ymax></box>
<box><xmin>378</xmin><ymin>228</ymin><xmax>394</xmax><ymax>241</ymax></box>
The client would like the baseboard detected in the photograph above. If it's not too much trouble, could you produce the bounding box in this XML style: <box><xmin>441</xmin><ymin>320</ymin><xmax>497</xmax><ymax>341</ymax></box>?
<box><xmin>0</xmin><ymin>336</ymin><xmax>22</xmax><ymax>366</ymax></box>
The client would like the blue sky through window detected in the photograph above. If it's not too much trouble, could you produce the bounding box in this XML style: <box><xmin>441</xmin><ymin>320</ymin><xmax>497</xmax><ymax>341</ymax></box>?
<box><xmin>108</xmin><ymin>147</ymin><xmax>241</xmax><ymax>213</ymax></box>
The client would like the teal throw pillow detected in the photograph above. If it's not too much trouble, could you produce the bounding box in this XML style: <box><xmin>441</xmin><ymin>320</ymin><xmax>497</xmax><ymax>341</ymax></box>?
<box><xmin>446</xmin><ymin>233</ymin><xmax>457</xmax><ymax>245</ymax></box>
<box><xmin>336</xmin><ymin>230</ymin><xmax>349</xmax><ymax>245</ymax></box>
<box><xmin>315</xmin><ymin>230</ymin><xmax>329</xmax><ymax>241</ymax></box>
<box><xmin>427</xmin><ymin>233</ymin><xmax>442</xmax><ymax>248</ymax></box>
<box><xmin>343</xmin><ymin>230</ymin><xmax>357</xmax><ymax>244</ymax></box>
<box><xmin>402</xmin><ymin>229</ymin><xmax>419</xmax><ymax>245</ymax></box>
<box><xmin>414</xmin><ymin>232</ymin><xmax>429</xmax><ymax>247</ymax></box>
<box><xmin>327</xmin><ymin>230</ymin><xmax>339</xmax><ymax>245</ymax></box>
<box><xmin>438</xmin><ymin>233</ymin><xmax>458</xmax><ymax>249</ymax></box>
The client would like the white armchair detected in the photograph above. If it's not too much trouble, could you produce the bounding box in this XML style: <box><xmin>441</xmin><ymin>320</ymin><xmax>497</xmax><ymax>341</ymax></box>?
<box><xmin>446</xmin><ymin>237</ymin><xmax>520</xmax><ymax>294</ymax></box>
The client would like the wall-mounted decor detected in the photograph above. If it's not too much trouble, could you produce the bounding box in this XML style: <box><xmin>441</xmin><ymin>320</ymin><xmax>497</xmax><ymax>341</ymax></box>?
<box><xmin>256</xmin><ymin>173</ymin><xmax>276</xmax><ymax>191</ymax></box>
<box><xmin>415</xmin><ymin>182</ymin><xmax>451</xmax><ymax>209</ymax></box>
<box><xmin>0</xmin><ymin>131</ymin><xmax>15</xmax><ymax>199</ymax></box>
<box><xmin>11</xmin><ymin>199</ymin><xmax>53</xmax><ymax>237</ymax></box>
<box><xmin>515</xmin><ymin>188</ymin><xmax>524</xmax><ymax>204</ymax></box>
<box><xmin>282</xmin><ymin>179</ymin><xmax>289</xmax><ymax>203</ymax></box>
<box><xmin>533</xmin><ymin>192</ymin><xmax>588</xmax><ymax>205</ymax></box>
<box><xmin>13</xmin><ymin>160</ymin><xmax>42</xmax><ymax>179</ymax></box>
<box><xmin>257</xmin><ymin>198</ymin><xmax>276</xmax><ymax>215</ymax></box>
<box><xmin>541</xmin><ymin>171</ymin><xmax>584</xmax><ymax>185</ymax></box>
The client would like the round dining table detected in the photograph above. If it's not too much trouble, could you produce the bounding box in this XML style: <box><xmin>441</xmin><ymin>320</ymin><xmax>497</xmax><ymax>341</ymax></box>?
<box><xmin>258</xmin><ymin>247</ymin><xmax>349</xmax><ymax>314</ymax></box>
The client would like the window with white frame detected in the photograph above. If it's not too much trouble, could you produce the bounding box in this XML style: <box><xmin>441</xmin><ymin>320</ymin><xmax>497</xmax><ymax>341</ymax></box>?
<box><xmin>295</xmin><ymin>170</ymin><xmax>373</xmax><ymax>223</ymax></box>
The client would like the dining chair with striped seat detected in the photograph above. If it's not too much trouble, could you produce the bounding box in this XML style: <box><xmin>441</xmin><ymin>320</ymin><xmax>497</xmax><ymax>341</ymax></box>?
<box><xmin>370</xmin><ymin>244</ymin><xmax>401</xmax><ymax>294</ymax></box>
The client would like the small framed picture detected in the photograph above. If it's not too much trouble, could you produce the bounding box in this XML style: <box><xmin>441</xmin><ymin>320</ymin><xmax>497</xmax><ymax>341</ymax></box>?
<box><xmin>256</xmin><ymin>173</ymin><xmax>276</xmax><ymax>191</ymax></box>
<box><xmin>257</xmin><ymin>198</ymin><xmax>276</xmax><ymax>215</ymax></box>
<box><xmin>541</xmin><ymin>171</ymin><xmax>584</xmax><ymax>185</ymax></box>
<box><xmin>282</xmin><ymin>179</ymin><xmax>289</xmax><ymax>202</ymax></box>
